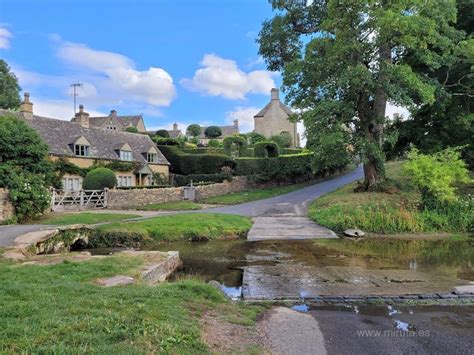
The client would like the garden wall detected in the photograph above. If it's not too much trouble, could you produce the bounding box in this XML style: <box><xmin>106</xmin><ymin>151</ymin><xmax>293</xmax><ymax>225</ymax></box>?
<box><xmin>0</xmin><ymin>188</ymin><xmax>15</xmax><ymax>223</ymax></box>
<box><xmin>107</xmin><ymin>177</ymin><xmax>252</xmax><ymax>208</ymax></box>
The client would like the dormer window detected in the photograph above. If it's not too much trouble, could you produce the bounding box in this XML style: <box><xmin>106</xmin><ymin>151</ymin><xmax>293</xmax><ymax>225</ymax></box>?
<box><xmin>147</xmin><ymin>153</ymin><xmax>157</xmax><ymax>163</ymax></box>
<box><xmin>75</xmin><ymin>144</ymin><xmax>90</xmax><ymax>156</ymax></box>
<box><xmin>120</xmin><ymin>150</ymin><xmax>132</xmax><ymax>161</ymax></box>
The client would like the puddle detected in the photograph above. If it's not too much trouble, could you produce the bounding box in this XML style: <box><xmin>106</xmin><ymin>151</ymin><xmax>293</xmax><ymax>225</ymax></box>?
<box><xmin>141</xmin><ymin>238</ymin><xmax>473</xmax><ymax>300</ymax></box>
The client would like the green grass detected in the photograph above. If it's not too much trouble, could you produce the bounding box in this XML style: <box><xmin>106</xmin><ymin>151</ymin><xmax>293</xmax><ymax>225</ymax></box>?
<box><xmin>308</xmin><ymin>161</ymin><xmax>473</xmax><ymax>234</ymax></box>
<box><xmin>98</xmin><ymin>213</ymin><xmax>253</xmax><ymax>241</ymax></box>
<box><xmin>201</xmin><ymin>183</ymin><xmax>310</xmax><ymax>205</ymax></box>
<box><xmin>39</xmin><ymin>212</ymin><xmax>141</xmax><ymax>225</ymax></box>
<box><xmin>138</xmin><ymin>201</ymin><xmax>202</xmax><ymax>211</ymax></box>
<box><xmin>0</xmin><ymin>255</ymin><xmax>263</xmax><ymax>353</ymax></box>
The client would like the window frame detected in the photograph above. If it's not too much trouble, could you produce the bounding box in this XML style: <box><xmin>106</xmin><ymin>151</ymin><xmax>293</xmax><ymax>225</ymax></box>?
<box><xmin>74</xmin><ymin>144</ymin><xmax>90</xmax><ymax>157</ymax></box>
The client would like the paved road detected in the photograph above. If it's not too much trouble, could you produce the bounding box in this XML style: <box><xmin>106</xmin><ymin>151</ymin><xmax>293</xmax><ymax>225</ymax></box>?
<box><xmin>0</xmin><ymin>224</ymin><xmax>55</xmax><ymax>247</ymax></box>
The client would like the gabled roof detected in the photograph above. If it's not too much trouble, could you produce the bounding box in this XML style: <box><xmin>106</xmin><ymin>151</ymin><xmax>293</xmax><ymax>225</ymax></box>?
<box><xmin>0</xmin><ymin>109</ymin><xmax>169</xmax><ymax>166</ymax></box>
<box><xmin>88</xmin><ymin>111</ymin><xmax>144</xmax><ymax>131</ymax></box>
<box><xmin>254</xmin><ymin>101</ymin><xmax>293</xmax><ymax>118</ymax></box>
<box><xmin>167</xmin><ymin>129</ymin><xmax>183</xmax><ymax>138</ymax></box>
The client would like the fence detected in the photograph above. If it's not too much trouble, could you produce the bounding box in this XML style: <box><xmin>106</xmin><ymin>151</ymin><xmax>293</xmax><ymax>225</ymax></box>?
<box><xmin>51</xmin><ymin>189</ymin><xmax>108</xmax><ymax>211</ymax></box>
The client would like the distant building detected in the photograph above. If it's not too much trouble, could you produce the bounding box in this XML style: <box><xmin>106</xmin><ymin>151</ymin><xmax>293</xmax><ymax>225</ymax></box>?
<box><xmin>74</xmin><ymin>109</ymin><xmax>146</xmax><ymax>133</ymax></box>
<box><xmin>254</xmin><ymin>88</ymin><xmax>299</xmax><ymax>147</ymax></box>
<box><xmin>167</xmin><ymin>123</ymin><xmax>183</xmax><ymax>138</ymax></box>
<box><xmin>2</xmin><ymin>93</ymin><xmax>169</xmax><ymax>191</ymax></box>
<box><xmin>197</xmin><ymin>120</ymin><xmax>240</xmax><ymax>145</ymax></box>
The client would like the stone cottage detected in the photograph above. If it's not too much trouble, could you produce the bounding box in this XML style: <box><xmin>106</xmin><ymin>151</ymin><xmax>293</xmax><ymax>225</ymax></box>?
<box><xmin>2</xmin><ymin>93</ymin><xmax>170</xmax><ymax>191</ymax></box>
<box><xmin>197</xmin><ymin>119</ymin><xmax>240</xmax><ymax>145</ymax></box>
<box><xmin>254</xmin><ymin>88</ymin><xmax>299</xmax><ymax>147</ymax></box>
<box><xmin>77</xmin><ymin>109</ymin><xmax>146</xmax><ymax>132</ymax></box>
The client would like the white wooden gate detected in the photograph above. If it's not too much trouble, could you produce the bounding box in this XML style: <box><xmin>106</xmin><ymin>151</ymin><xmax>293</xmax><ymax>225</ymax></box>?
<box><xmin>51</xmin><ymin>189</ymin><xmax>108</xmax><ymax>211</ymax></box>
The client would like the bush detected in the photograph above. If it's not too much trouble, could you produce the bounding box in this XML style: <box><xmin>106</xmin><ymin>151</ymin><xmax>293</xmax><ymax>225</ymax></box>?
<box><xmin>124</xmin><ymin>126</ymin><xmax>138</xmax><ymax>133</ymax></box>
<box><xmin>223</xmin><ymin>136</ymin><xmax>247</xmax><ymax>157</ymax></box>
<box><xmin>270</xmin><ymin>132</ymin><xmax>292</xmax><ymax>148</ymax></box>
<box><xmin>282</xmin><ymin>148</ymin><xmax>303</xmax><ymax>155</ymax></box>
<box><xmin>186</xmin><ymin>124</ymin><xmax>202</xmax><ymax>137</ymax></box>
<box><xmin>204</xmin><ymin>126</ymin><xmax>222</xmax><ymax>138</ymax></box>
<box><xmin>82</xmin><ymin>168</ymin><xmax>117</xmax><ymax>190</ymax></box>
<box><xmin>183</xmin><ymin>147</ymin><xmax>225</xmax><ymax>155</ymax></box>
<box><xmin>155</xmin><ymin>129</ymin><xmax>170</xmax><ymax>138</ymax></box>
<box><xmin>152</xmin><ymin>137</ymin><xmax>181</xmax><ymax>146</ymax></box>
<box><xmin>174</xmin><ymin>173</ymin><xmax>230</xmax><ymax>186</ymax></box>
<box><xmin>254</xmin><ymin>141</ymin><xmax>279</xmax><ymax>158</ymax></box>
<box><xmin>208</xmin><ymin>139</ymin><xmax>221</xmax><ymax>148</ymax></box>
<box><xmin>158</xmin><ymin>145</ymin><xmax>236</xmax><ymax>175</ymax></box>
<box><xmin>247</xmin><ymin>132</ymin><xmax>266</xmax><ymax>145</ymax></box>
<box><xmin>404</xmin><ymin>148</ymin><xmax>471</xmax><ymax>206</ymax></box>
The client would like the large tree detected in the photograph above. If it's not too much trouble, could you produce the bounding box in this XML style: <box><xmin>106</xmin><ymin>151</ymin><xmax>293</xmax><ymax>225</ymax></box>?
<box><xmin>0</xmin><ymin>60</ymin><xmax>21</xmax><ymax>110</ymax></box>
<box><xmin>258</xmin><ymin>0</ymin><xmax>462</xmax><ymax>189</ymax></box>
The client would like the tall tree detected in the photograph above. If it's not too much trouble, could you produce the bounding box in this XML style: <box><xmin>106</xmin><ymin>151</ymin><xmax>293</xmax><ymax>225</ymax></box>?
<box><xmin>258</xmin><ymin>0</ymin><xmax>461</xmax><ymax>190</ymax></box>
<box><xmin>0</xmin><ymin>60</ymin><xmax>21</xmax><ymax>110</ymax></box>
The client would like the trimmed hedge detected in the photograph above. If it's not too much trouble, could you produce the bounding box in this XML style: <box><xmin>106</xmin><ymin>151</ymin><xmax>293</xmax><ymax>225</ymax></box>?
<box><xmin>282</xmin><ymin>148</ymin><xmax>303</xmax><ymax>155</ymax></box>
<box><xmin>254</xmin><ymin>141</ymin><xmax>279</xmax><ymax>158</ymax></box>
<box><xmin>83</xmin><ymin>168</ymin><xmax>117</xmax><ymax>190</ymax></box>
<box><xmin>182</xmin><ymin>147</ymin><xmax>226</xmax><ymax>155</ymax></box>
<box><xmin>174</xmin><ymin>173</ymin><xmax>230</xmax><ymax>186</ymax></box>
<box><xmin>152</xmin><ymin>137</ymin><xmax>181</xmax><ymax>146</ymax></box>
<box><xmin>158</xmin><ymin>145</ymin><xmax>235</xmax><ymax>175</ymax></box>
<box><xmin>223</xmin><ymin>136</ymin><xmax>247</xmax><ymax>157</ymax></box>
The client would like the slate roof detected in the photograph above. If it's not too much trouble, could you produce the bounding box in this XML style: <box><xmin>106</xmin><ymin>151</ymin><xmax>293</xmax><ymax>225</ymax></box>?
<box><xmin>254</xmin><ymin>101</ymin><xmax>293</xmax><ymax>118</ymax></box>
<box><xmin>198</xmin><ymin>125</ymin><xmax>239</xmax><ymax>139</ymax></box>
<box><xmin>88</xmin><ymin>112</ymin><xmax>144</xmax><ymax>131</ymax></box>
<box><xmin>0</xmin><ymin>110</ymin><xmax>169</xmax><ymax>166</ymax></box>
<box><xmin>167</xmin><ymin>129</ymin><xmax>183</xmax><ymax>138</ymax></box>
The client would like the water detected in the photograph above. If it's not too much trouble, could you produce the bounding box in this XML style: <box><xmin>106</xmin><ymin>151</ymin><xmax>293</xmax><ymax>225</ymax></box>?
<box><xmin>141</xmin><ymin>238</ymin><xmax>473</xmax><ymax>300</ymax></box>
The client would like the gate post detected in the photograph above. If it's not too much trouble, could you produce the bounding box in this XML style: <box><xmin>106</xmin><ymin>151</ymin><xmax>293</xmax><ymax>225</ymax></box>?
<box><xmin>80</xmin><ymin>190</ymin><xmax>84</xmax><ymax>210</ymax></box>
<box><xmin>50</xmin><ymin>188</ymin><xmax>56</xmax><ymax>211</ymax></box>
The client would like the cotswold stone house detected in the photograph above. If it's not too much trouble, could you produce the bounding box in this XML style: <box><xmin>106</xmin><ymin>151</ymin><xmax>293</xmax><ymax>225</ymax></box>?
<box><xmin>3</xmin><ymin>93</ymin><xmax>169</xmax><ymax>191</ymax></box>
<box><xmin>197</xmin><ymin>120</ymin><xmax>240</xmax><ymax>145</ymax></box>
<box><xmin>167</xmin><ymin>123</ymin><xmax>183</xmax><ymax>138</ymax></box>
<box><xmin>74</xmin><ymin>109</ymin><xmax>147</xmax><ymax>132</ymax></box>
<box><xmin>254</xmin><ymin>88</ymin><xmax>299</xmax><ymax>147</ymax></box>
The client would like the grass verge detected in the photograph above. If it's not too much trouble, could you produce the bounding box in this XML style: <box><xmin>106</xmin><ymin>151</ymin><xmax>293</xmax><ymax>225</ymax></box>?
<box><xmin>0</xmin><ymin>255</ymin><xmax>263</xmax><ymax>353</ymax></box>
<box><xmin>308</xmin><ymin>161</ymin><xmax>473</xmax><ymax>234</ymax></box>
<box><xmin>39</xmin><ymin>212</ymin><xmax>141</xmax><ymax>225</ymax></box>
<box><xmin>97</xmin><ymin>213</ymin><xmax>253</xmax><ymax>242</ymax></box>
<box><xmin>137</xmin><ymin>201</ymin><xmax>202</xmax><ymax>211</ymax></box>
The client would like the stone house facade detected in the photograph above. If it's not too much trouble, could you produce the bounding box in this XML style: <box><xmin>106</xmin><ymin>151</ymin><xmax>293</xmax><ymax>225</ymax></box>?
<box><xmin>76</xmin><ymin>109</ymin><xmax>147</xmax><ymax>132</ymax></box>
<box><xmin>197</xmin><ymin>120</ymin><xmax>240</xmax><ymax>145</ymax></box>
<box><xmin>254</xmin><ymin>88</ymin><xmax>300</xmax><ymax>147</ymax></box>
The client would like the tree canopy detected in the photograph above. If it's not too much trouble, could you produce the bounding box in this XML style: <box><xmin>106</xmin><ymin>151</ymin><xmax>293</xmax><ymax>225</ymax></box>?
<box><xmin>155</xmin><ymin>129</ymin><xmax>170</xmax><ymax>138</ymax></box>
<box><xmin>258</xmin><ymin>0</ymin><xmax>463</xmax><ymax>189</ymax></box>
<box><xmin>204</xmin><ymin>126</ymin><xmax>222</xmax><ymax>138</ymax></box>
<box><xmin>0</xmin><ymin>60</ymin><xmax>21</xmax><ymax>110</ymax></box>
<box><xmin>186</xmin><ymin>124</ymin><xmax>202</xmax><ymax>137</ymax></box>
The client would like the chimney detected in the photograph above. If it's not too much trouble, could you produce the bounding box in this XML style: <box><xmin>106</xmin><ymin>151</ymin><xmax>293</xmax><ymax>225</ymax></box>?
<box><xmin>20</xmin><ymin>92</ymin><xmax>34</xmax><ymax>117</ymax></box>
<box><xmin>271</xmin><ymin>88</ymin><xmax>279</xmax><ymax>101</ymax></box>
<box><xmin>110</xmin><ymin>109</ymin><xmax>117</xmax><ymax>116</ymax></box>
<box><xmin>173</xmin><ymin>123</ymin><xmax>178</xmax><ymax>131</ymax></box>
<box><xmin>74</xmin><ymin>104</ymin><xmax>90</xmax><ymax>128</ymax></box>
<box><xmin>233</xmin><ymin>119</ymin><xmax>239</xmax><ymax>128</ymax></box>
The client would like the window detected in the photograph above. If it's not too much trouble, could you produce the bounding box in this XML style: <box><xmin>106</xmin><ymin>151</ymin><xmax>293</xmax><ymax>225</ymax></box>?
<box><xmin>62</xmin><ymin>177</ymin><xmax>81</xmax><ymax>191</ymax></box>
<box><xmin>120</xmin><ymin>150</ymin><xmax>132</xmax><ymax>161</ymax></box>
<box><xmin>74</xmin><ymin>144</ymin><xmax>89</xmax><ymax>157</ymax></box>
<box><xmin>118</xmin><ymin>175</ymin><xmax>132</xmax><ymax>187</ymax></box>
<box><xmin>147</xmin><ymin>153</ymin><xmax>157</xmax><ymax>163</ymax></box>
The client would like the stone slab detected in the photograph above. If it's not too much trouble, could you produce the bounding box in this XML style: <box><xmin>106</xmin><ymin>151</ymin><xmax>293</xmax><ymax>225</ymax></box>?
<box><xmin>247</xmin><ymin>217</ymin><xmax>337</xmax><ymax>241</ymax></box>
<box><xmin>97</xmin><ymin>275</ymin><xmax>135</xmax><ymax>287</ymax></box>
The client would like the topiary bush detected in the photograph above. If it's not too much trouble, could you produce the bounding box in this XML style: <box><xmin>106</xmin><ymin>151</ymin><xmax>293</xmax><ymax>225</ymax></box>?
<box><xmin>204</xmin><ymin>126</ymin><xmax>222</xmax><ymax>138</ymax></box>
<box><xmin>254</xmin><ymin>141</ymin><xmax>279</xmax><ymax>158</ymax></box>
<box><xmin>208</xmin><ymin>139</ymin><xmax>222</xmax><ymax>148</ymax></box>
<box><xmin>82</xmin><ymin>168</ymin><xmax>117</xmax><ymax>190</ymax></box>
<box><xmin>152</xmin><ymin>136</ymin><xmax>181</xmax><ymax>146</ymax></box>
<box><xmin>223</xmin><ymin>136</ymin><xmax>247</xmax><ymax>157</ymax></box>
<box><xmin>155</xmin><ymin>129</ymin><xmax>170</xmax><ymax>138</ymax></box>
<box><xmin>270</xmin><ymin>132</ymin><xmax>292</xmax><ymax>148</ymax></box>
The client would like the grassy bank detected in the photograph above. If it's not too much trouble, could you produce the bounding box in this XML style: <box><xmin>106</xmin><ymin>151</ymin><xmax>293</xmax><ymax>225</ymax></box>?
<box><xmin>39</xmin><ymin>212</ymin><xmax>141</xmax><ymax>225</ymax></box>
<box><xmin>0</xmin><ymin>255</ymin><xmax>262</xmax><ymax>353</ymax></box>
<box><xmin>309</xmin><ymin>161</ymin><xmax>473</xmax><ymax>234</ymax></box>
<box><xmin>137</xmin><ymin>201</ymin><xmax>202</xmax><ymax>211</ymax></box>
<box><xmin>98</xmin><ymin>213</ymin><xmax>253</xmax><ymax>242</ymax></box>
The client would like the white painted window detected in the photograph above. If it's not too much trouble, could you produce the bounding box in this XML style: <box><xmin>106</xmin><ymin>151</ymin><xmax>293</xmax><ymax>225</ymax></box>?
<box><xmin>62</xmin><ymin>177</ymin><xmax>81</xmax><ymax>191</ymax></box>
<box><xmin>147</xmin><ymin>153</ymin><xmax>157</xmax><ymax>163</ymax></box>
<box><xmin>120</xmin><ymin>150</ymin><xmax>132</xmax><ymax>161</ymax></box>
<box><xmin>118</xmin><ymin>176</ymin><xmax>133</xmax><ymax>187</ymax></box>
<box><xmin>74</xmin><ymin>144</ymin><xmax>90</xmax><ymax>157</ymax></box>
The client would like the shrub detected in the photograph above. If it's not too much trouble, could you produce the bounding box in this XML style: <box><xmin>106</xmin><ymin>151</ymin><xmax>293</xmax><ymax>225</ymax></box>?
<box><xmin>186</xmin><ymin>124</ymin><xmax>202</xmax><ymax>137</ymax></box>
<box><xmin>254</xmin><ymin>141</ymin><xmax>279</xmax><ymax>158</ymax></box>
<box><xmin>270</xmin><ymin>132</ymin><xmax>292</xmax><ymax>148</ymax></box>
<box><xmin>204</xmin><ymin>126</ymin><xmax>222</xmax><ymax>138</ymax></box>
<box><xmin>152</xmin><ymin>136</ymin><xmax>181</xmax><ymax>146</ymax></box>
<box><xmin>208</xmin><ymin>139</ymin><xmax>221</xmax><ymax>148</ymax></box>
<box><xmin>174</xmin><ymin>173</ymin><xmax>230</xmax><ymax>186</ymax></box>
<box><xmin>282</xmin><ymin>148</ymin><xmax>303</xmax><ymax>155</ymax></box>
<box><xmin>183</xmin><ymin>147</ymin><xmax>225</xmax><ymax>155</ymax></box>
<box><xmin>82</xmin><ymin>168</ymin><xmax>117</xmax><ymax>190</ymax></box>
<box><xmin>124</xmin><ymin>126</ymin><xmax>138</xmax><ymax>133</ymax></box>
<box><xmin>404</xmin><ymin>148</ymin><xmax>471</xmax><ymax>205</ymax></box>
<box><xmin>158</xmin><ymin>145</ymin><xmax>235</xmax><ymax>175</ymax></box>
<box><xmin>155</xmin><ymin>129</ymin><xmax>170</xmax><ymax>138</ymax></box>
<box><xmin>247</xmin><ymin>132</ymin><xmax>266</xmax><ymax>145</ymax></box>
<box><xmin>223</xmin><ymin>136</ymin><xmax>247</xmax><ymax>157</ymax></box>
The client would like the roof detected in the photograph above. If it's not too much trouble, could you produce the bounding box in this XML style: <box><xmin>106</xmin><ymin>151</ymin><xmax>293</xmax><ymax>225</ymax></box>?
<box><xmin>88</xmin><ymin>112</ymin><xmax>144</xmax><ymax>131</ymax></box>
<box><xmin>198</xmin><ymin>125</ymin><xmax>239</xmax><ymax>139</ymax></box>
<box><xmin>167</xmin><ymin>129</ymin><xmax>183</xmax><ymax>138</ymax></box>
<box><xmin>1</xmin><ymin>109</ymin><xmax>169</xmax><ymax>166</ymax></box>
<box><xmin>254</xmin><ymin>101</ymin><xmax>293</xmax><ymax>118</ymax></box>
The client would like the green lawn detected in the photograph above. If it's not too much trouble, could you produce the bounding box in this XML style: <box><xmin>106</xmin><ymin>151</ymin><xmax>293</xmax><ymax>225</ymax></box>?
<box><xmin>201</xmin><ymin>183</ymin><xmax>310</xmax><ymax>205</ymax></box>
<box><xmin>0</xmin><ymin>255</ymin><xmax>263</xmax><ymax>353</ymax></box>
<box><xmin>138</xmin><ymin>201</ymin><xmax>202</xmax><ymax>211</ymax></box>
<box><xmin>98</xmin><ymin>213</ymin><xmax>253</xmax><ymax>241</ymax></box>
<box><xmin>39</xmin><ymin>212</ymin><xmax>141</xmax><ymax>225</ymax></box>
<box><xmin>308</xmin><ymin>161</ymin><xmax>473</xmax><ymax>234</ymax></box>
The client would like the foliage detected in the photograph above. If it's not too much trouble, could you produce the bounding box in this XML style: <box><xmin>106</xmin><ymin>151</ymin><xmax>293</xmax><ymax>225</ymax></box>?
<box><xmin>247</xmin><ymin>132</ymin><xmax>266</xmax><ymax>145</ymax></box>
<box><xmin>99</xmin><ymin>213</ymin><xmax>252</xmax><ymax>241</ymax></box>
<box><xmin>82</xmin><ymin>168</ymin><xmax>117</xmax><ymax>190</ymax></box>
<box><xmin>0</xmin><ymin>114</ymin><xmax>55</xmax><ymax>221</ymax></box>
<box><xmin>258</xmin><ymin>0</ymin><xmax>463</xmax><ymax>188</ymax></box>
<box><xmin>204</xmin><ymin>125</ymin><xmax>222</xmax><ymax>138</ymax></box>
<box><xmin>223</xmin><ymin>136</ymin><xmax>247</xmax><ymax>157</ymax></box>
<box><xmin>39</xmin><ymin>212</ymin><xmax>139</xmax><ymax>225</ymax></box>
<box><xmin>270</xmin><ymin>131</ymin><xmax>292</xmax><ymax>148</ymax></box>
<box><xmin>183</xmin><ymin>147</ymin><xmax>225</xmax><ymax>155</ymax></box>
<box><xmin>124</xmin><ymin>126</ymin><xmax>138</xmax><ymax>133</ymax></box>
<box><xmin>208</xmin><ymin>138</ymin><xmax>221</xmax><ymax>148</ymax></box>
<box><xmin>281</xmin><ymin>148</ymin><xmax>303</xmax><ymax>155</ymax></box>
<box><xmin>0</xmin><ymin>60</ymin><xmax>21</xmax><ymax>110</ymax></box>
<box><xmin>254</xmin><ymin>141</ymin><xmax>279</xmax><ymax>158</ymax></box>
<box><xmin>152</xmin><ymin>136</ymin><xmax>181</xmax><ymax>146</ymax></box>
<box><xmin>403</xmin><ymin>148</ymin><xmax>471</xmax><ymax>205</ymax></box>
<box><xmin>186</xmin><ymin>124</ymin><xmax>202</xmax><ymax>137</ymax></box>
<box><xmin>174</xmin><ymin>173</ymin><xmax>230</xmax><ymax>186</ymax></box>
<box><xmin>158</xmin><ymin>145</ymin><xmax>235</xmax><ymax>175</ymax></box>
<box><xmin>155</xmin><ymin>129</ymin><xmax>170</xmax><ymax>138</ymax></box>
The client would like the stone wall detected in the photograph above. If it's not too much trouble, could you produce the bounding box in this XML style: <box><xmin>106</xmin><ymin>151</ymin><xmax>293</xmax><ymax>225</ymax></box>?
<box><xmin>107</xmin><ymin>176</ymin><xmax>252</xmax><ymax>209</ymax></box>
<box><xmin>0</xmin><ymin>188</ymin><xmax>15</xmax><ymax>223</ymax></box>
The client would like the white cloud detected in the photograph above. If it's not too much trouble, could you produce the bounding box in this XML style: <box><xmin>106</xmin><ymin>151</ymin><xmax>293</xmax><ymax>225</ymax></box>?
<box><xmin>0</xmin><ymin>27</ymin><xmax>12</xmax><ymax>49</ymax></box>
<box><xmin>181</xmin><ymin>54</ymin><xmax>276</xmax><ymax>100</ymax></box>
<box><xmin>33</xmin><ymin>99</ymin><xmax>106</xmax><ymax>120</ymax></box>
<box><xmin>386</xmin><ymin>102</ymin><xmax>410</xmax><ymax>120</ymax></box>
<box><xmin>226</xmin><ymin>106</ymin><xmax>260</xmax><ymax>133</ymax></box>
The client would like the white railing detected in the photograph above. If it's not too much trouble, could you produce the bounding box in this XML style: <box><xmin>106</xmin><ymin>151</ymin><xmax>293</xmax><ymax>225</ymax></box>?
<box><xmin>51</xmin><ymin>189</ymin><xmax>108</xmax><ymax>211</ymax></box>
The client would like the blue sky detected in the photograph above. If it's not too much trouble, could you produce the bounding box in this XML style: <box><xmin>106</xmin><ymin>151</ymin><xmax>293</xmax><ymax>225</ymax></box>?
<box><xmin>0</xmin><ymin>0</ymin><xmax>284</xmax><ymax>133</ymax></box>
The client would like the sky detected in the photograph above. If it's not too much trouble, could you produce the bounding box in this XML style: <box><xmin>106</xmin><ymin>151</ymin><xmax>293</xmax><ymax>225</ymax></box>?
<box><xmin>0</xmin><ymin>0</ymin><xmax>407</xmax><ymax>138</ymax></box>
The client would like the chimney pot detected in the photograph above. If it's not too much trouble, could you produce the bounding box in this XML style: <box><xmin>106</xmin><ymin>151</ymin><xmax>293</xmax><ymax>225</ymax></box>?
<box><xmin>173</xmin><ymin>123</ymin><xmax>178</xmax><ymax>131</ymax></box>
<box><xmin>79</xmin><ymin>104</ymin><xmax>84</xmax><ymax>113</ymax></box>
<box><xmin>110</xmin><ymin>109</ymin><xmax>117</xmax><ymax>115</ymax></box>
<box><xmin>233</xmin><ymin>119</ymin><xmax>239</xmax><ymax>128</ymax></box>
<box><xmin>20</xmin><ymin>92</ymin><xmax>34</xmax><ymax>115</ymax></box>
<box><xmin>271</xmin><ymin>88</ymin><xmax>279</xmax><ymax>101</ymax></box>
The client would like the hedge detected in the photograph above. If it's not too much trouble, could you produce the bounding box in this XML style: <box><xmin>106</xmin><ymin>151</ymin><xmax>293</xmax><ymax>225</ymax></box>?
<box><xmin>173</xmin><ymin>173</ymin><xmax>230</xmax><ymax>186</ymax></box>
<box><xmin>182</xmin><ymin>147</ymin><xmax>225</xmax><ymax>155</ymax></box>
<box><xmin>254</xmin><ymin>141</ymin><xmax>279</xmax><ymax>158</ymax></box>
<box><xmin>223</xmin><ymin>136</ymin><xmax>247</xmax><ymax>157</ymax></box>
<box><xmin>83</xmin><ymin>168</ymin><xmax>117</xmax><ymax>190</ymax></box>
<box><xmin>281</xmin><ymin>148</ymin><xmax>304</xmax><ymax>155</ymax></box>
<box><xmin>158</xmin><ymin>145</ymin><xmax>235</xmax><ymax>175</ymax></box>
